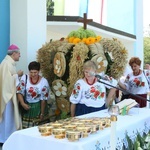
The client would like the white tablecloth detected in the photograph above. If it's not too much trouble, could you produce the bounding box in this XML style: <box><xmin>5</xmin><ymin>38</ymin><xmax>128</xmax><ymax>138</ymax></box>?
<box><xmin>3</xmin><ymin>108</ymin><xmax>150</xmax><ymax>150</ymax></box>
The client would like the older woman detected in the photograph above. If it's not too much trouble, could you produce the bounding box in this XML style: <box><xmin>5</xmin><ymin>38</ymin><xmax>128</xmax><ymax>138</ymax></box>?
<box><xmin>70</xmin><ymin>60</ymin><xmax>117</xmax><ymax>117</ymax></box>
<box><xmin>17</xmin><ymin>61</ymin><xmax>50</xmax><ymax>128</ymax></box>
<box><xmin>118</xmin><ymin>57</ymin><xmax>150</xmax><ymax>107</ymax></box>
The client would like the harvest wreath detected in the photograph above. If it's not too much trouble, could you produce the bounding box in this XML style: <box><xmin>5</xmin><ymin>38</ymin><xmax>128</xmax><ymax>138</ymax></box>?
<box><xmin>37</xmin><ymin>27</ymin><xmax>128</xmax><ymax>117</ymax></box>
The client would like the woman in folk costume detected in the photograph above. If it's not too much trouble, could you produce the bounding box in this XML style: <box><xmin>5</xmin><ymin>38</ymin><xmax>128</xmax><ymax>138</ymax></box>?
<box><xmin>0</xmin><ymin>44</ymin><xmax>23</xmax><ymax>144</ymax></box>
<box><xmin>118</xmin><ymin>57</ymin><xmax>150</xmax><ymax>107</ymax></box>
<box><xmin>70</xmin><ymin>60</ymin><xmax>117</xmax><ymax>117</ymax></box>
<box><xmin>17</xmin><ymin>61</ymin><xmax>50</xmax><ymax>128</ymax></box>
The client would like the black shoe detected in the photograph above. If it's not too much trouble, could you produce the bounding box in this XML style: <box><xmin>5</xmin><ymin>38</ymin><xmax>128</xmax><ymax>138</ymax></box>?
<box><xmin>0</xmin><ymin>143</ymin><xmax>3</xmax><ymax>146</ymax></box>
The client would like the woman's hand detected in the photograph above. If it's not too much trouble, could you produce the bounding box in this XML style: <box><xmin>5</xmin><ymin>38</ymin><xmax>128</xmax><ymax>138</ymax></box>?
<box><xmin>118</xmin><ymin>80</ymin><xmax>126</xmax><ymax>90</ymax></box>
<box><xmin>17</xmin><ymin>93</ymin><xmax>30</xmax><ymax>110</ymax></box>
<box><xmin>21</xmin><ymin>103</ymin><xmax>30</xmax><ymax>110</ymax></box>
<box><xmin>40</xmin><ymin>100</ymin><xmax>46</xmax><ymax>120</ymax></box>
<box><xmin>70</xmin><ymin>103</ymin><xmax>76</xmax><ymax>117</ymax></box>
<box><xmin>40</xmin><ymin>114</ymin><xmax>44</xmax><ymax>120</ymax></box>
<box><xmin>105</xmin><ymin>98</ymin><xmax>113</xmax><ymax>108</ymax></box>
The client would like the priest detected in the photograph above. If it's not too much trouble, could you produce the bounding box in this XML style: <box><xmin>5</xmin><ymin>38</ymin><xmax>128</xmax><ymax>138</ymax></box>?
<box><xmin>0</xmin><ymin>44</ymin><xmax>23</xmax><ymax>144</ymax></box>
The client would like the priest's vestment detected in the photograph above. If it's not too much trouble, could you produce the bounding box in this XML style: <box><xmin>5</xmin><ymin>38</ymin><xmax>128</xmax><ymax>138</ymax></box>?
<box><xmin>0</xmin><ymin>55</ymin><xmax>21</xmax><ymax>143</ymax></box>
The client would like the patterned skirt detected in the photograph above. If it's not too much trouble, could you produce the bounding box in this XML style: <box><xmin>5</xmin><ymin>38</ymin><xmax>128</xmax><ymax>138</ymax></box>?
<box><xmin>75</xmin><ymin>103</ymin><xmax>106</xmax><ymax>116</ymax></box>
<box><xmin>22</xmin><ymin>101</ymin><xmax>48</xmax><ymax>129</ymax></box>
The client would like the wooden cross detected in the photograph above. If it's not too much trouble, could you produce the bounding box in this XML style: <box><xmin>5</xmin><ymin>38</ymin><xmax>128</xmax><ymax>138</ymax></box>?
<box><xmin>77</xmin><ymin>13</ymin><xmax>93</xmax><ymax>29</ymax></box>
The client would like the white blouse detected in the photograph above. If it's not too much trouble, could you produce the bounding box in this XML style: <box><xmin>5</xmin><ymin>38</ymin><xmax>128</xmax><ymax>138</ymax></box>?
<box><xmin>124</xmin><ymin>70</ymin><xmax>150</xmax><ymax>94</ymax></box>
<box><xmin>70</xmin><ymin>75</ymin><xmax>118</xmax><ymax>108</ymax></box>
<box><xmin>17</xmin><ymin>74</ymin><xmax>50</xmax><ymax>103</ymax></box>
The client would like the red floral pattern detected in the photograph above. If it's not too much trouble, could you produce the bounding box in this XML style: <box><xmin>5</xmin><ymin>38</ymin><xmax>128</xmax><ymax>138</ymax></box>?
<box><xmin>72</xmin><ymin>83</ymin><xmax>80</xmax><ymax>98</ymax></box>
<box><xmin>133</xmin><ymin>78</ymin><xmax>145</xmax><ymax>87</ymax></box>
<box><xmin>28</xmin><ymin>87</ymin><xmax>34</xmax><ymax>93</ymax></box>
<box><xmin>146</xmin><ymin>72</ymin><xmax>150</xmax><ymax>76</ymax></box>
<box><xmin>17</xmin><ymin>78</ymin><xmax>49</xmax><ymax>101</ymax></box>
<box><xmin>72</xmin><ymin>83</ymin><xmax>105</xmax><ymax>100</ymax></box>
<box><xmin>90</xmin><ymin>86</ymin><xmax>96</xmax><ymax>93</ymax></box>
<box><xmin>90</xmin><ymin>86</ymin><xmax>105</xmax><ymax>99</ymax></box>
<box><xmin>124</xmin><ymin>71</ymin><xmax>150</xmax><ymax>94</ymax></box>
<box><xmin>94</xmin><ymin>90</ymin><xmax>100</xmax><ymax>98</ymax></box>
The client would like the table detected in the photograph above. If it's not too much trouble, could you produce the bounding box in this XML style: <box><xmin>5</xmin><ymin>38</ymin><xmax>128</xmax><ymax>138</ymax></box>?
<box><xmin>3</xmin><ymin>108</ymin><xmax>150</xmax><ymax>150</ymax></box>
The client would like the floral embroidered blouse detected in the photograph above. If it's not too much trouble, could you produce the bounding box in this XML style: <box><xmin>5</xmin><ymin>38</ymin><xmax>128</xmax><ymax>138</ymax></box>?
<box><xmin>17</xmin><ymin>74</ymin><xmax>50</xmax><ymax>103</ymax></box>
<box><xmin>124</xmin><ymin>70</ymin><xmax>150</xmax><ymax>94</ymax></box>
<box><xmin>70</xmin><ymin>75</ymin><xmax>118</xmax><ymax>108</ymax></box>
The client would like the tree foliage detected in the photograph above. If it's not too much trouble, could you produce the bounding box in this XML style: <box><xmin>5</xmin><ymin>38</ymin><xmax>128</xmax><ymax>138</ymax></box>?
<box><xmin>144</xmin><ymin>37</ymin><xmax>150</xmax><ymax>64</ymax></box>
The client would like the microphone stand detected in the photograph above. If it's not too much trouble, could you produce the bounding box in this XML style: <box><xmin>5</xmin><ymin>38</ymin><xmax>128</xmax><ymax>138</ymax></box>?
<box><xmin>97</xmin><ymin>78</ymin><xmax>150</xmax><ymax>102</ymax></box>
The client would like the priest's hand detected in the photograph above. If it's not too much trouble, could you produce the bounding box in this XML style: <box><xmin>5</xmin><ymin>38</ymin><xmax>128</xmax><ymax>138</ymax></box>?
<box><xmin>17</xmin><ymin>70</ymin><xmax>23</xmax><ymax>77</ymax></box>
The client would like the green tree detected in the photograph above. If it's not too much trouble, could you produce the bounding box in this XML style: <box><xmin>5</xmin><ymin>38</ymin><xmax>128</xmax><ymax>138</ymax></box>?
<box><xmin>144</xmin><ymin>37</ymin><xmax>150</xmax><ymax>64</ymax></box>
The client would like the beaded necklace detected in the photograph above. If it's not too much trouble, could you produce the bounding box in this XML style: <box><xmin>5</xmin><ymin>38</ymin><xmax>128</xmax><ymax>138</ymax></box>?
<box><xmin>85</xmin><ymin>77</ymin><xmax>96</xmax><ymax>85</ymax></box>
<box><xmin>133</xmin><ymin>70</ymin><xmax>141</xmax><ymax>76</ymax></box>
<box><xmin>30</xmin><ymin>76</ymin><xmax>39</xmax><ymax>84</ymax></box>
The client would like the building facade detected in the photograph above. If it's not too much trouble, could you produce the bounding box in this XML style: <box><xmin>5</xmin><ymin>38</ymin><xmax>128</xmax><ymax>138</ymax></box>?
<box><xmin>0</xmin><ymin>0</ymin><xmax>143</xmax><ymax>71</ymax></box>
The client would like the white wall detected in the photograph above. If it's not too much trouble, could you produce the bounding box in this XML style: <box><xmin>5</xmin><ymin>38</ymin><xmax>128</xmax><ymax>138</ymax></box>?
<box><xmin>134</xmin><ymin>0</ymin><xmax>143</xmax><ymax>65</ymax></box>
<box><xmin>64</xmin><ymin>0</ymin><xmax>80</xmax><ymax>16</ymax></box>
<box><xmin>10</xmin><ymin>0</ymin><xmax>46</xmax><ymax>73</ymax></box>
<box><xmin>10</xmin><ymin>0</ymin><xmax>142</xmax><ymax>72</ymax></box>
<box><xmin>107</xmin><ymin>0</ymin><xmax>134</xmax><ymax>34</ymax></box>
<box><xmin>88</xmin><ymin>0</ymin><xmax>103</xmax><ymax>23</ymax></box>
<box><xmin>10</xmin><ymin>0</ymin><xmax>27</xmax><ymax>72</ymax></box>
